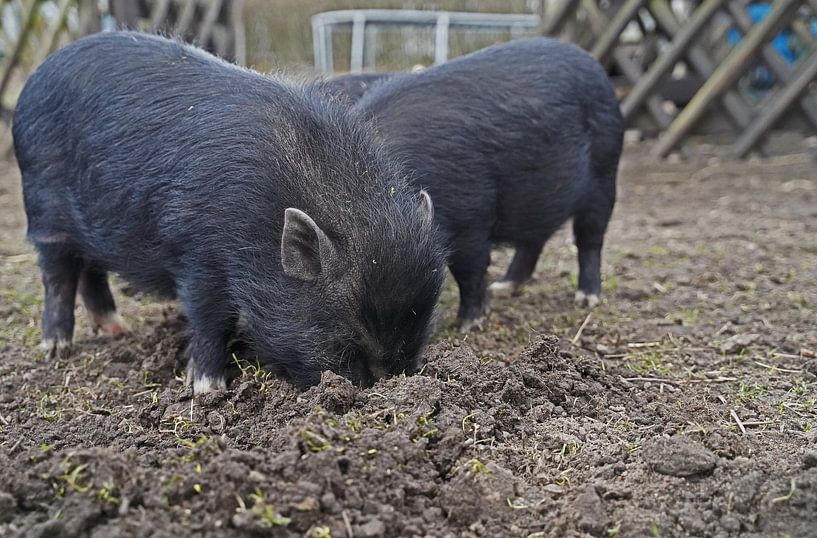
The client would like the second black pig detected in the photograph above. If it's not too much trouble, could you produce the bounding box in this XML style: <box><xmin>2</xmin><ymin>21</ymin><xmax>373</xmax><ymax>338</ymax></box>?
<box><xmin>322</xmin><ymin>72</ymin><xmax>396</xmax><ymax>103</ymax></box>
<box><xmin>356</xmin><ymin>38</ymin><xmax>624</xmax><ymax>326</ymax></box>
<box><xmin>14</xmin><ymin>32</ymin><xmax>445</xmax><ymax>393</ymax></box>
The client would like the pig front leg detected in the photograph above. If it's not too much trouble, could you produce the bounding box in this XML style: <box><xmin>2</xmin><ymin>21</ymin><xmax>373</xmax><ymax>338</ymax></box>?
<box><xmin>572</xmin><ymin>175</ymin><xmax>616</xmax><ymax>308</ymax></box>
<box><xmin>37</xmin><ymin>243</ymin><xmax>82</xmax><ymax>358</ymax></box>
<box><xmin>179</xmin><ymin>282</ymin><xmax>233</xmax><ymax>394</ymax></box>
<box><xmin>449</xmin><ymin>243</ymin><xmax>491</xmax><ymax>331</ymax></box>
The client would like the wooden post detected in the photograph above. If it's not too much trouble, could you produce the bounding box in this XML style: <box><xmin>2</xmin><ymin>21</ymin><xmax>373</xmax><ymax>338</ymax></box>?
<box><xmin>727</xmin><ymin>0</ymin><xmax>817</xmax><ymax>132</ymax></box>
<box><xmin>654</xmin><ymin>0</ymin><xmax>802</xmax><ymax>157</ymax></box>
<box><xmin>733</xmin><ymin>48</ymin><xmax>817</xmax><ymax>157</ymax></box>
<box><xmin>591</xmin><ymin>0</ymin><xmax>646</xmax><ymax>62</ymax></box>
<box><xmin>620</xmin><ymin>0</ymin><xmax>727</xmax><ymax>122</ymax></box>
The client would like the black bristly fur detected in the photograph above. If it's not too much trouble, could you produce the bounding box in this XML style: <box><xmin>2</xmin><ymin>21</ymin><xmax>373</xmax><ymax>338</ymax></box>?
<box><xmin>355</xmin><ymin>37</ymin><xmax>624</xmax><ymax>323</ymax></box>
<box><xmin>14</xmin><ymin>31</ymin><xmax>445</xmax><ymax>390</ymax></box>
<box><xmin>321</xmin><ymin>72</ymin><xmax>396</xmax><ymax>104</ymax></box>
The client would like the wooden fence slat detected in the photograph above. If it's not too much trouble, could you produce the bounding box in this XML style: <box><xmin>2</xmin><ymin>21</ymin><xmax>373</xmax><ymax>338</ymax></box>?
<box><xmin>620</xmin><ymin>0</ymin><xmax>727</xmax><ymax>122</ymax></box>
<box><xmin>196</xmin><ymin>0</ymin><xmax>223</xmax><ymax>44</ymax></box>
<box><xmin>613</xmin><ymin>48</ymin><xmax>674</xmax><ymax>128</ymax></box>
<box><xmin>78</xmin><ymin>0</ymin><xmax>100</xmax><ymax>35</ymax></box>
<box><xmin>0</xmin><ymin>0</ymin><xmax>43</xmax><ymax>105</ymax></box>
<box><xmin>110</xmin><ymin>0</ymin><xmax>139</xmax><ymax>28</ymax></box>
<box><xmin>733</xmin><ymin>47</ymin><xmax>817</xmax><ymax>156</ymax></box>
<box><xmin>581</xmin><ymin>0</ymin><xmax>673</xmax><ymax>128</ymax></box>
<box><xmin>150</xmin><ymin>0</ymin><xmax>172</xmax><ymax>31</ymax></box>
<box><xmin>591</xmin><ymin>0</ymin><xmax>646</xmax><ymax>62</ymax></box>
<box><xmin>654</xmin><ymin>0</ymin><xmax>802</xmax><ymax>157</ymax></box>
<box><xmin>727</xmin><ymin>0</ymin><xmax>817</xmax><ymax>132</ymax></box>
<box><xmin>232</xmin><ymin>0</ymin><xmax>246</xmax><ymax>65</ymax></box>
<box><xmin>579</xmin><ymin>0</ymin><xmax>609</xmax><ymax>38</ymax></box>
<box><xmin>177</xmin><ymin>0</ymin><xmax>198</xmax><ymax>36</ymax></box>
<box><xmin>542</xmin><ymin>0</ymin><xmax>580</xmax><ymax>35</ymax></box>
<box><xmin>649</xmin><ymin>0</ymin><xmax>754</xmax><ymax>129</ymax></box>
<box><xmin>31</xmin><ymin>0</ymin><xmax>73</xmax><ymax>68</ymax></box>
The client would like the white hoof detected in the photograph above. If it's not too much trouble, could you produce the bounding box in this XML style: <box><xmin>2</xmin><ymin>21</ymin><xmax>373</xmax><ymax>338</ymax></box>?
<box><xmin>192</xmin><ymin>375</ymin><xmax>227</xmax><ymax>395</ymax></box>
<box><xmin>488</xmin><ymin>281</ymin><xmax>515</xmax><ymax>298</ymax></box>
<box><xmin>574</xmin><ymin>290</ymin><xmax>600</xmax><ymax>308</ymax></box>
<box><xmin>458</xmin><ymin>317</ymin><xmax>484</xmax><ymax>333</ymax></box>
<box><xmin>40</xmin><ymin>338</ymin><xmax>70</xmax><ymax>358</ymax></box>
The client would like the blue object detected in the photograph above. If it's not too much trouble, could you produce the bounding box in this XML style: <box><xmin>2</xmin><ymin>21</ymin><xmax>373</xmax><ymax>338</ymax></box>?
<box><xmin>726</xmin><ymin>3</ymin><xmax>797</xmax><ymax>64</ymax></box>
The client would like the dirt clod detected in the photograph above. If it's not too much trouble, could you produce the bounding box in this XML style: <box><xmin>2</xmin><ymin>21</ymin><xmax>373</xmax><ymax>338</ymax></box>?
<box><xmin>573</xmin><ymin>485</ymin><xmax>608</xmax><ymax>536</ymax></box>
<box><xmin>644</xmin><ymin>436</ymin><xmax>717</xmax><ymax>477</ymax></box>
<box><xmin>721</xmin><ymin>333</ymin><xmax>761</xmax><ymax>354</ymax></box>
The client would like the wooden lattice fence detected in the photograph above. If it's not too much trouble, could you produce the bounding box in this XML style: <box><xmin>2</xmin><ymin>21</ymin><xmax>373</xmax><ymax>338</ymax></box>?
<box><xmin>0</xmin><ymin>0</ymin><xmax>244</xmax><ymax>148</ymax></box>
<box><xmin>542</xmin><ymin>0</ymin><xmax>817</xmax><ymax>156</ymax></box>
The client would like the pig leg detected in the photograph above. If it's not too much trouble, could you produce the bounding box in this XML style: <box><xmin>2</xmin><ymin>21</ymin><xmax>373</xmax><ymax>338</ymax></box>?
<box><xmin>78</xmin><ymin>265</ymin><xmax>129</xmax><ymax>337</ymax></box>
<box><xmin>179</xmin><ymin>285</ymin><xmax>232</xmax><ymax>394</ymax></box>
<box><xmin>572</xmin><ymin>176</ymin><xmax>615</xmax><ymax>308</ymax></box>
<box><xmin>489</xmin><ymin>242</ymin><xmax>544</xmax><ymax>297</ymax></box>
<box><xmin>449</xmin><ymin>245</ymin><xmax>491</xmax><ymax>330</ymax></box>
<box><xmin>37</xmin><ymin>244</ymin><xmax>82</xmax><ymax>357</ymax></box>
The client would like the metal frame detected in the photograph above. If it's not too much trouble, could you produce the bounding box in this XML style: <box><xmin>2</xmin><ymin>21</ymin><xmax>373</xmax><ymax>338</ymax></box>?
<box><xmin>311</xmin><ymin>9</ymin><xmax>540</xmax><ymax>74</ymax></box>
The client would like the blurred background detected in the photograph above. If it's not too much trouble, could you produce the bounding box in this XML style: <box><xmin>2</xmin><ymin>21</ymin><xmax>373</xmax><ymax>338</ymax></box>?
<box><xmin>0</xmin><ymin>0</ymin><xmax>815</xmax><ymax>156</ymax></box>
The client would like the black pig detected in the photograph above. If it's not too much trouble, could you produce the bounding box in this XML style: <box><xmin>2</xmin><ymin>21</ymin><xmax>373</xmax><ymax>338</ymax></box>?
<box><xmin>14</xmin><ymin>32</ymin><xmax>445</xmax><ymax>393</ymax></box>
<box><xmin>322</xmin><ymin>72</ymin><xmax>396</xmax><ymax>103</ymax></box>
<box><xmin>356</xmin><ymin>38</ymin><xmax>623</xmax><ymax>326</ymax></box>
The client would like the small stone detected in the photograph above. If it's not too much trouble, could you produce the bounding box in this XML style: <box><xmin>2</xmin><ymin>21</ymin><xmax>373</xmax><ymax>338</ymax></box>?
<box><xmin>247</xmin><ymin>470</ymin><xmax>266</xmax><ymax>482</ymax></box>
<box><xmin>292</xmin><ymin>496</ymin><xmax>319</xmax><ymax>512</ymax></box>
<box><xmin>543</xmin><ymin>483</ymin><xmax>563</xmax><ymax>495</ymax></box>
<box><xmin>356</xmin><ymin>518</ymin><xmax>386</xmax><ymax>537</ymax></box>
<box><xmin>644</xmin><ymin>436</ymin><xmax>717</xmax><ymax>477</ymax></box>
<box><xmin>720</xmin><ymin>333</ymin><xmax>759</xmax><ymax>354</ymax></box>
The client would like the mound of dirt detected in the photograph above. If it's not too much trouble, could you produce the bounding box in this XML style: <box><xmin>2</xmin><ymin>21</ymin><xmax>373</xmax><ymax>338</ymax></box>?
<box><xmin>2</xmin><ymin>324</ymin><xmax>815</xmax><ymax>537</ymax></box>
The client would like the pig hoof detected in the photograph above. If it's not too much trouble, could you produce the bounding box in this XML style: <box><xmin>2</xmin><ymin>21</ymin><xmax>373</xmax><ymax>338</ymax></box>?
<box><xmin>93</xmin><ymin>312</ymin><xmax>130</xmax><ymax>337</ymax></box>
<box><xmin>39</xmin><ymin>339</ymin><xmax>71</xmax><ymax>358</ymax></box>
<box><xmin>458</xmin><ymin>317</ymin><xmax>483</xmax><ymax>333</ymax></box>
<box><xmin>574</xmin><ymin>290</ymin><xmax>600</xmax><ymax>308</ymax></box>
<box><xmin>488</xmin><ymin>280</ymin><xmax>515</xmax><ymax>298</ymax></box>
<box><xmin>192</xmin><ymin>375</ymin><xmax>227</xmax><ymax>395</ymax></box>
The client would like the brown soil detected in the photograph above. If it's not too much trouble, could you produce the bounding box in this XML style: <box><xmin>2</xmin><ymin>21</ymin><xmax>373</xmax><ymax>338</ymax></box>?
<box><xmin>1</xmin><ymin>142</ymin><xmax>816</xmax><ymax>537</ymax></box>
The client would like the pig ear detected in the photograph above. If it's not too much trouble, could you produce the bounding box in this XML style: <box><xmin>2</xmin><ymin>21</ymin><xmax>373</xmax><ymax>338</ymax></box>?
<box><xmin>418</xmin><ymin>190</ymin><xmax>434</xmax><ymax>226</ymax></box>
<box><xmin>281</xmin><ymin>208</ymin><xmax>336</xmax><ymax>281</ymax></box>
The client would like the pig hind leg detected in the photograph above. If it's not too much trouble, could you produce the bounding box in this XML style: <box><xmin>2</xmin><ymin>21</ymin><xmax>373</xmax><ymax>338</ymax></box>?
<box><xmin>572</xmin><ymin>171</ymin><xmax>616</xmax><ymax>308</ymax></box>
<box><xmin>79</xmin><ymin>265</ymin><xmax>129</xmax><ymax>336</ymax></box>
<box><xmin>449</xmin><ymin>242</ymin><xmax>492</xmax><ymax>330</ymax></box>
<box><xmin>489</xmin><ymin>242</ymin><xmax>544</xmax><ymax>297</ymax></box>
<box><xmin>37</xmin><ymin>243</ymin><xmax>82</xmax><ymax>357</ymax></box>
